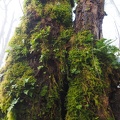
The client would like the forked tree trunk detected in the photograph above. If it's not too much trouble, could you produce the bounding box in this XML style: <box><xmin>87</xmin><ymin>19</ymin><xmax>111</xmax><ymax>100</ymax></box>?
<box><xmin>74</xmin><ymin>0</ymin><xmax>105</xmax><ymax>39</ymax></box>
<box><xmin>1</xmin><ymin>0</ymin><xmax>119</xmax><ymax>120</ymax></box>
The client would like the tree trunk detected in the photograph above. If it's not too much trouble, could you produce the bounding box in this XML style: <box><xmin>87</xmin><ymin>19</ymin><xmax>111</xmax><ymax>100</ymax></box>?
<box><xmin>0</xmin><ymin>0</ymin><xmax>73</xmax><ymax>119</ymax></box>
<box><xmin>74</xmin><ymin>0</ymin><xmax>105</xmax><ymax>39</ymax></box>
<box><xmin>74</xmin><ymin>0</ymin><xmax>120</xmax><ymax>120</ymax></box>
<box><xmin>0</xmin><ymin>0</ymin><xmax>119</xmax><ymax>120</ymax></box>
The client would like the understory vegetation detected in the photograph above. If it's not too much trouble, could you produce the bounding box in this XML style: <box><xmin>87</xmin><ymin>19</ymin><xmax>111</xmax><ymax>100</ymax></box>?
<box><xmin>0</xmin><ymin>0</ymin><xmax>120</xmax><ymax>120</ymax></box>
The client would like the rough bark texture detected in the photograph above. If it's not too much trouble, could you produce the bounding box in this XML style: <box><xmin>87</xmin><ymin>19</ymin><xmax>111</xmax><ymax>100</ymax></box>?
<box><xmin>74</xmin><ymin>0</ymin><xmax>105</xmax><ymax>39</ymax></box>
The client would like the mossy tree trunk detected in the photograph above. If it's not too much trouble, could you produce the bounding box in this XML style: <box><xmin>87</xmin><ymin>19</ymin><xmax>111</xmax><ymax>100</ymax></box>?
<box><xmin>0</xmin><ymin>0</ymin><xmax>119</xmax><ymax>120</ymax></box>
<box><xmin>66</xmin><ymin>0</ymin><xmax>116</xmax><ymax>120</ymax></box>
<box><xmin>74</xmin><ymin>1</ymin><xmax>120</xmax><ymax>119</ymax></box>
<box><xmin>0</xmin><ymin>0</ymin><xmax>73</xmax><ymax>120</ymax></box>
<box><xmin>16</xmin><ymin>0</ymin><xmax>73</xmax><ymax>120</ymax></box>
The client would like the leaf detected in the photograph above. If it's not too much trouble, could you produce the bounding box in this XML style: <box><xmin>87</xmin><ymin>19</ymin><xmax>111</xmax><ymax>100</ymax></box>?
<box><xmin>8</xmin><ymin>98</ymin><xmax>19</xmax><ymax>112</ymax></box>
<box><xmin>40</xmin><ymin>86</ymin><xmax>48</xmax><ymax>97</ymax></box>
<box><xmin>92</xmin><ymin>56</ymin><xmax>101</xmax><ymax>74</ymax></box>
<box><xmin>37</xmin><ymin>65</ymin><xmax>44</xmax><ymax>70</ymax></box>
<box><xmin>76</xmin><ymin>105</ymin><xmax>82</xmax><ymax>110</ymax></box>
<box><xmin>24</xmin><ymin>90</ymin><xmax>29</xmax><ymax>95</ymax></box>
<box><xmin>25</xmin><ymin>78</ymin><xmax>29</xmax><ymax>83</ymax></box>
<box><xmin>29</xmin><ymin>92</ymin><xmax>33</xmax><ymax>97</ymax></box>
<box><xmin>23</xmin><ymin>78</ymin><xmax>30</xmax><ymax>86</ymax></box>
<box><xmin>11</xmin><ymin>84</ymin><xmax>18</xmax><ymax>89</ymax></box>
<box><xmin>94</xmin><ymin>95</ymin><xmax>99</xmax><ymax>106</ymax></box>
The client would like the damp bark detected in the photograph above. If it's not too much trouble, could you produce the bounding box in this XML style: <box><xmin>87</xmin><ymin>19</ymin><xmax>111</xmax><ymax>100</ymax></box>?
<box><xmin>74</xmin><ymin>0</ymin><xmax>105</xmax><ymax>39</ymax></box>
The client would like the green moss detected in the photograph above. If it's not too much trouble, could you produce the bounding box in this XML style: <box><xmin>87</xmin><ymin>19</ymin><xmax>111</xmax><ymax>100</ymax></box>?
<box><xmin>0</xmin><ymin>0</ymin><xmax>73</xmax><ymax>119</ymax></box>
<box><xmin>7</xmin><ymin>32</ymin><xmax>29</xmax><ymax>61</ymax></box>
<box><xmin>22</xmin><ymin>0</ymin><xmax>43</xmax><ymax>34</ymax></box>
<box><xmin>0</xmin><ymin>62</ymin><xmax>36</xmax><ymax>117</ymax></box>
<box><xmin>66</xmin><ymin>31</ymin><xmax>117</xmax><ymax>120</ymax></box>
<box><xmin>30</xmin><ymin>26</ymin><xmax>50</xmax><ymax>53</ymax></box>
<box><xmin>51</xmin><ymin>2</ymin><xmax>72</xmax><ymax>27</ymax></box>
<box><xmin>59</xmin><ymin>28</ymin><xmax>73</xmax><ymax>42</ymax></box>
<box><xmin>44</xmin><ymin>2</ymin><xmax>72</xmax><ymax>27</ymax></box>
<box><xmin>3</xmin><ymin>0</ymin><xmax>119</xmax><ymax>119</ymax></box>
<box><xmin>40</xmin><ymin>86</ymin><xmax>48</xmax><ymax>97</ymax></box>
<box><xmin>24</xmin><ymin>0</ymin><xmax>42</xmax><ymax>16</ymax></box>
<box><xmin>7</xmin><ymin>110</ymin><xmax>16</xmax><ymax>120</ymax></box>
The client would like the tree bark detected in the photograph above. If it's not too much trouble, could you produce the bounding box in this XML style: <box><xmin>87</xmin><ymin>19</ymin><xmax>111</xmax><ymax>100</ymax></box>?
<box><xmin>74</xmin><ymin>0</ymin><xmax>105</xmax><ymax>39</ymax></box>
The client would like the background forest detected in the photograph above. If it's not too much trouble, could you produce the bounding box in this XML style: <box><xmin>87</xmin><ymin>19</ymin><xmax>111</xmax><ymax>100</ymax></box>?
<box><xmin>0</xmin><ymin>0</ymin><xmax>120</xmax><ymax>120</ymax></box>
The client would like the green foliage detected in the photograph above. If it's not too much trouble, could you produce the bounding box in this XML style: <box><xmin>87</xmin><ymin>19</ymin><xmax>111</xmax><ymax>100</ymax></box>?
<box><xmin>24</xmin><ymin>0</ymin><xmax>31</xmax><ymax>7</ymax></box>
<box><xmin>40</xmin><ymin>86</ymin><xmax>48</xmax><ymax>97</ymax></box>
<box><xmin>30</xmin><ymin>26</ymin><xmax>50</xmax><ymax>53</ymax></box>
<box><xmin>59</xmin><ymin>28</ymin><xmax>73</xmax><ymax>42</ymax></box>
<box><xmin>0</xmin><ymin>62</ymin><xmax>36</xmax><ymax>117</ymax></box>
<box><xmin>45</xmin><ymin>2</ymin><xmax>72</xmax><ymax>27</ymax></box>
<box><xmin>7</xmin><ymin>98</ymin><xmax>19</xmax><ymax>113</ymax></box>
<box><xmin>1</xmin><ymin>0</ymin><xmax>119</xmax><ymax>119</ymax></box>
<box><xmin>7</xmin><ymin>33</ymin><xmax>29</xmax><ymax>61</ymax></box>
<box><xmin>22</xmin><ymin>0</ymin><xmax>43</xmax><ymax>34</ymax></box>
<box><xmin>24</xmin><ymin>0</ymin><xmax>42</xmax><ymax>16</ymax></box>
<box><xmin>52</xmin><ymin>2</ymin><xmax>72</xmax><ymax>27</ymax></box>
<box><xmin>0</xmin><ymin>0</ymin><xmax>73</xmax><ymax>119</ymax></box>
<box><xmin>94</xmin><ymin>39</ymin><xmax>120</xmax><ymax>69</ymax></box>
<box><xmin>7</xmin><ymin>110</ymin><xmax>16</xmax><ymax>120</ymax></box>
<box><xmin>52</xmin><ymin>27</ymin><xmax>73</xmax><ymax>73</ymax></box>
<box><xmin>66</xmin><ymin>31</ymin><xmax>118</xmax><ymax>120</ymax></box>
